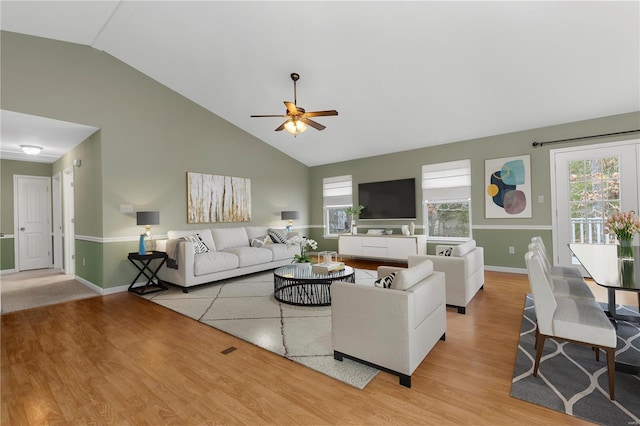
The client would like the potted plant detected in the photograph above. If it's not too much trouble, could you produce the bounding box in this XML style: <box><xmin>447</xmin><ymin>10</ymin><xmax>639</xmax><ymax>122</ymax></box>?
<box><xmin>344</xmin><ymin>205</ymin><xmax>364</xmax><ymax>235</ymax></box>
<box><xmin>287</xmin><ymin>235</ymin><xmax>318</xmax><ymax>272</ymax></box>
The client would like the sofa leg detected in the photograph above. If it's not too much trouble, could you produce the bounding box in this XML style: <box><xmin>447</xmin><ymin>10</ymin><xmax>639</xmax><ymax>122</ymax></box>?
<box><xmin>333</xmin><ymin>351</ymin><xmax>344</xmax><ymax>361</ymax></box>
<box><xmin>399</xmin><ymin>374</ymin><xmax>411</xmax><ymax>388</ymax></box>
<box><xmin>440</xmin><ymin>332</ymin><xmax>446</xmax><ymax>341</ymax></box>
<box><xmin>182</xmin><ymin>288</ymin><xmax>189</xmax><ymax>294</ymax></box>
<box><xmin>457</xmin><ymin>306</ymin><xmax>466</xmax><ymax>314</ymax></box>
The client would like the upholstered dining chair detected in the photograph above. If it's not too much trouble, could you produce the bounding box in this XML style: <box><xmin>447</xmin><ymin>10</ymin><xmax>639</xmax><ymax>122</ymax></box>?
<box><xmin>531</xmin><ymin>236</ymin><xmax>583</xmax><ymax>279</ymax></box>
<box><xmin>527</xmin><ymin>243</ymin><xmax>595</xmax><ymax>300</ymax></box>
<box><xmin>524</xmin><ymin>250</ymin><xmax>617</xmax><ymax>400</ymax></box>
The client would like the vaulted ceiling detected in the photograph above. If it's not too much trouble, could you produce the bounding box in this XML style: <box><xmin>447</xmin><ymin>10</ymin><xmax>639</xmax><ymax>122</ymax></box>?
<box><xmin>1</xmin><ymin>1</ymin><xmax>638</xmax><ymax>166</ymax></box>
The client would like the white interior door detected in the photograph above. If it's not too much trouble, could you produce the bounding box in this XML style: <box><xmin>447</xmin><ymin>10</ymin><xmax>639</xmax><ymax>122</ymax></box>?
<box><xmin>63</xmin><ymin>167</ymin><xmax>76</xmax><ymax>275</ymax></box>
<box><xmin>52</xmin><ymin>172</ymin><xmax>63</xmax><ymax>270</ymax></box>
<box><xmin>14</xmin><ymin>175</ymin><xmax>52</xmax><ymax>271</ymax></box>
<box><xmin>552</xmin><ymin>140</ymin><xmax>639</xmax><ymax>271</ymax></box>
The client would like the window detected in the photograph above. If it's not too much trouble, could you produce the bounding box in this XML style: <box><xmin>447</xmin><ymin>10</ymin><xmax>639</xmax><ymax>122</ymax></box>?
<box><xmin>422</xmin><ymin>160</ymin><xmax>472</xmax><ymax>240</ymax></box>
<box><xmin>323</xmin><ymin>175</ymin><xmax>353</xmax><ymax>237</ymax></box>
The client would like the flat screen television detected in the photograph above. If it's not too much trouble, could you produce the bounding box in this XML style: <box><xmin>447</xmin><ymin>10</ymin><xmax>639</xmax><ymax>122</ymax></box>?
<box><xmin>358</xmin><ymin>178</ymin><xmax>416</xmax><ymax>220</ymax></box>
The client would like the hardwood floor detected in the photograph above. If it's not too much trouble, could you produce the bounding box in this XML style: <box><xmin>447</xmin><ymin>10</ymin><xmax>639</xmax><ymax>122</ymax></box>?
<box><xmin>1</xmin><ymin>263</ymin><xmax>635</xmax><ymax>425</ymax></box>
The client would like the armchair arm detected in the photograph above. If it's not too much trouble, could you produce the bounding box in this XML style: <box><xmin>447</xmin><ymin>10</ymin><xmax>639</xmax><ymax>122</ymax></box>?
<box><xmin>377</xmin><ymin>265</ymin><xmax>405</xmax><ymax>279</ymax></box>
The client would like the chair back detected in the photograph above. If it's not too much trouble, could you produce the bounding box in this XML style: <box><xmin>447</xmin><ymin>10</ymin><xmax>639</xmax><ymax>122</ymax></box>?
<box><xmin>527</xmin><ymin>243</ymin><xmax>555</xmax><ymax>289</ymax></box>
<box><xmin>525</xmin><ymin>251</ymin><xmax>557</xmax><ymax>335</ymax></box>
<box><xmin>530</xmin><ymin>238</ymin><xmax>553</xmax><ymax>271</ymax></box>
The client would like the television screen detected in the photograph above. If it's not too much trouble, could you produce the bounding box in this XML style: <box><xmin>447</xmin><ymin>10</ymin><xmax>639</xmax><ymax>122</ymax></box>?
<box><xmin>358</xmin><ymin>178</ymin><xmax>417</xmax><ymax>220</ymax></box>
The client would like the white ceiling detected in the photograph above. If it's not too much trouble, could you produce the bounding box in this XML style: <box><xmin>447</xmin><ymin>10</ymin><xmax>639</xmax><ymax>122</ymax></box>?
<box><xmin>1</xmin><ymin>1</ymin><xmax>638</xmax><ymax>166</ymax></box>
<box><xmin>0</xmin><ymin>110</ymin><xmax>99</xmax><ymax>163</ymax></box>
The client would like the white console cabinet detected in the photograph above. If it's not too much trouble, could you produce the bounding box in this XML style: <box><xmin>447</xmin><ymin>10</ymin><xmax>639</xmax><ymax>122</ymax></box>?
<box><xmin>338</xmin><ymin>234</ymin><xmax>426</xmax><ymax>262</ymax></box>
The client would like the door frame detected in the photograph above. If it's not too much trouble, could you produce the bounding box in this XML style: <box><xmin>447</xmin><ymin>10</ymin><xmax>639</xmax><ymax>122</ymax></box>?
<box><xmin>62</xmin><ymin>166</ymin><xmax>76</xmax><ymax>275</ymax></box>
<box><xmin>52</xmin><ymin>172</ymin><xmax>63</xmax><ymax>270</ymax></box>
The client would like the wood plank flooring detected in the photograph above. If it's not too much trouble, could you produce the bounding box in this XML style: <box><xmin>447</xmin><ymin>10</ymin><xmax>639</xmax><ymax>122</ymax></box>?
<box><xmin>2</xmin><ymin>262</ymin><xmax>636</xmax><ymax>425</ymax></box>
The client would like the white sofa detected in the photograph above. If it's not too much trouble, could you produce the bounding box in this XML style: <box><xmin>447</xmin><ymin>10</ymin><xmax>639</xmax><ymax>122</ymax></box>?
<box><xmin>332</xmin><ymin>259</ymin><xmax>446</xmax><ymax>387</ymax></box>
<box><xmin>155</xmin><ymin>226</ymin><xmax>299</xmax><ymax>292</ymax></box>
<box><xmin>412</xmin><ymin>239</ymin><xmax>484</xmax><ymax>314</ymax></box>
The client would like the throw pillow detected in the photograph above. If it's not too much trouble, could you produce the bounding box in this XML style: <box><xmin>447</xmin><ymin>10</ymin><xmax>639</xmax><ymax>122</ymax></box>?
<box><xmin>438</xmin><ymin>247</ymin><xmax>453</xmax><ymax>256</ymax></box>
<box><xmin>374</xmin><ymin>272</ymin><xmax>397</xmax><ymax>289</ymax></box>
<box><xmin>181</xmin><ymin>234</ymin><xmax>210</xmax><ymax>254</ymax></box>
<box><xmin>251</xmin><ymin>235</ymin><xmax>270</xmax><ymax>248</ymax></box>
<box><xmin>268</xmin><ymin>228</ymin><xmax>288</xmax><ymax>243</ymax></box>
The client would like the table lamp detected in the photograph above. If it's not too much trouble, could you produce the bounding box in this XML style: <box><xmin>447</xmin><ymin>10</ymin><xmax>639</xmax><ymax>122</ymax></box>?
<box><xmin>281</xmin><ymin>211</ymin><xmax>299</xmax><ymax>233</ymax></box>
<box><xmin>137</xmin><ymin>211</ymin><xmax>160</xmax><ymax>254</ymax></box>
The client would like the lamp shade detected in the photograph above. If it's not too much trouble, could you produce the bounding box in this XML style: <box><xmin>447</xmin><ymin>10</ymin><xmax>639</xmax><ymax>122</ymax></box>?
<box><xmin>136</xmin><ymin>211</ymin><xmax>160</xmax><ymax>226</ymax></box>
<box><xmin>281</xmin><ymin>211</ymin><xmax>300</xmax><ymax>220</ymax></box>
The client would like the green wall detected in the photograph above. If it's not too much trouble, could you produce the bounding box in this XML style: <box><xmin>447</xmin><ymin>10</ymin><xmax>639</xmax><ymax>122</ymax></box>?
<box><xmin>309</xmin><ymin>112</ymin><xmax>640</xmax><ymax>269</ymax></box>
<box><xmin>1</xmin><ymin>31</ymin><xmax>309</xmax><ymax>288</ymax></box>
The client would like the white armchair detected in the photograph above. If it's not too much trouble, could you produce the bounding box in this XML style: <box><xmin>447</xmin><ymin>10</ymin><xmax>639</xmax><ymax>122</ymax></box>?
<box><xmin>331</xmin><ymin>259</ymin><xmax>446</xmax><ymax>387</ymax></box>
<box><xmin>410</xmin><ymin>239</ymin><xmax>484</xmax><ymax>314</ymax></box>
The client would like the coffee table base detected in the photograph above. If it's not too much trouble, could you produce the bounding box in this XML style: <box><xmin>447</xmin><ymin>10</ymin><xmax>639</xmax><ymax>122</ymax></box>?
<box><xmin>274</xmin><ymin>273</ymin><xmax>355</xmax><ymax>306</ymax></box>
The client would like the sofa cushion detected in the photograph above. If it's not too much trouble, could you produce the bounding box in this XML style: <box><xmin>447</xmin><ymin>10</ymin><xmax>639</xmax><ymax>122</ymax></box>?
<box><xmin>168</xmin><ymin>229</ymin><xmax>216</xmax><ymax>252</ymax></box>
<box><xmin>391</xmin><ymin>259</ymin><xmax>434</xmax><ymax>290</ymax></box>
<box><xmin>374</xmin><ymin>272</ymin><xmax>397</xmax><ymax>288</ymax></box>
<box><xmin>194</xmin><ymin>251</ymin><xmax>239</xmax><ymax>276</ymax></box>
<box><xmin>181</xmin><ymin>234</ymin><xmax>210</xmax><ymax>254</ymax></box>
<box><xmin>211</xmin><ymin>227</ymin><xmax>250</xmax><ymax>251</ymax></box>
<box><xmin>263</xmin><ymin>243</ymin><xmax>299</xmax><ymax>261</ymax></box>
<box><xmin>268</xmin><ymin>228</ymin><xmax>288</xmax><ymax>243</ymax></box>
<box><xmin>223</xmin><ymin>247</ymin><xmax>273</xmax><ymax>267</ymax></box>
<box><xmin>453</xmin><ymin>240</ymin><xmax>476</xmax><ymax>257</ymax></box>
<box><xmin>245</xmin><ymin>226</ymin><xmax>269</xmax><ymax>241</ymax></box>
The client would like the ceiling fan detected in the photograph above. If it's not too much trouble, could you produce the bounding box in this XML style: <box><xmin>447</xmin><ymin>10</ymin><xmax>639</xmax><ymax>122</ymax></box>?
<box><xmin>251</xmin><ymin>73</ymin><xmax>338</xmax><ymax>136</ymax></box>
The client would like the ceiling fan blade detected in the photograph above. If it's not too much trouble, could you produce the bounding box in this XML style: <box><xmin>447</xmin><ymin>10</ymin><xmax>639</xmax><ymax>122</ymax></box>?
<box><xmin>301</xmin><ymin>118</ymin><xmax>326</xmax><ymax>131</ymax></box>
<box><xmin>284</xmin><ymin>101</ymin><xmax>298</xmax><ymax>115</ymax></box>
<box><xmin>304</xmin><ymin>110</ymin><xmax>339</xmax><ymax>118</ymax></box>
<box><xmin>251</xmin><ymin>114</ymin><xmax>288</xmax><ymax>118</ymax></box>
<box><xmin>275</xmin><ymin>122</ymin><xmax>286</xmax><ymax>131</ymax></box>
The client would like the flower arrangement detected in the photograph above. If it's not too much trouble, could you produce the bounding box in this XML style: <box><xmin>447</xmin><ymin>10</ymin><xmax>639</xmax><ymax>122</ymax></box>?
<box><xmin>286</xmin><ymin>235</ymin><xmax>318</xmax><ymax>263</ymax></box>
<box><xmin>605</xmin><ymin>210</ymin><xmax>640</xmax><ymax>241</ymax></box>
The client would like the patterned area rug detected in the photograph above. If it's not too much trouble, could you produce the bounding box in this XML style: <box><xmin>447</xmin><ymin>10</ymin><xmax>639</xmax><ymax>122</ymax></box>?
<box><xmin>511</xmin><ymin>295</ymin><xmax>640</xmax><ymax>425</ymax></box>
<box><xmin>141</xmin><ymin>269</ymin><xmax>380</xmax><ymax>389</ymax></box>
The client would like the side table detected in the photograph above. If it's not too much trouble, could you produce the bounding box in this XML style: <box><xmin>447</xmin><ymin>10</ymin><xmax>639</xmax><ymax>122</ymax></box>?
<box><xmin>127</xmin><ymin>251</ymin><xmax>168</xmax><ymax>295</ymax></box>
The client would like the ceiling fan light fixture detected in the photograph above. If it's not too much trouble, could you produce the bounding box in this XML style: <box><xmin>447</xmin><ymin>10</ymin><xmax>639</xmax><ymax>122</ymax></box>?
<box><xmin>284</xmin><ymin>119</ymin><xmax>307</xmax><ymax>136</ymax></box>
<box><xmin>20</xmin><ymin>145</ymin><xmax>43</xmax><ymax>155</ymax></box>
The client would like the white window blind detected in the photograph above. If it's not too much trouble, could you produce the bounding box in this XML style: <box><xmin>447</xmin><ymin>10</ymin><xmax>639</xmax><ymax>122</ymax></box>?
<box><xmin>422</xmin><ymin>160</ymin><xmax>471</xmax><ymax>201</ymax></box>
<box><xmin>323</xmin><ymin>175</ymin><xmax>352</xmax><ymax>207</ymax></box>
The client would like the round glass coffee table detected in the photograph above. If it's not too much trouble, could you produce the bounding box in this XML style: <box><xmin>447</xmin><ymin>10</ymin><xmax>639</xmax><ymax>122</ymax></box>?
<box><xmin>273</xmin><ymin>264</ymin><xmax>355</xmax><ymax>306</ymax></box>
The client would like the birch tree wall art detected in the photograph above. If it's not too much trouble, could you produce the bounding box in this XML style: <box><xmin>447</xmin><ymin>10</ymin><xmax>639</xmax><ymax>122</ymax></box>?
<box><xmin>187</xmin><ymin>172</ymin><xmax>252</xmax><ymax>223</ymax></box>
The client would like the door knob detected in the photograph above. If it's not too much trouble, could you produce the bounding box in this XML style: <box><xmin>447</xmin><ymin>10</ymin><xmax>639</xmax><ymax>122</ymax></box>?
<box><xmin>20</xmin><ymin>227</ymin><xmax>25</xmax><ymax>231</ymax></box>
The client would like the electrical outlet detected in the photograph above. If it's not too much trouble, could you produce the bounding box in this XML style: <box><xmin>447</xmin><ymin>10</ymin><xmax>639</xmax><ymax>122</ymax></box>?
<box><xmin>508</xmin><ymin>246</ymin><xmax>515</xmax><ymax>254</ymax></box>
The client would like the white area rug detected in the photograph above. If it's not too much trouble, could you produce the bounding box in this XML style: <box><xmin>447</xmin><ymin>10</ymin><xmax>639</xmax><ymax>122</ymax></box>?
<box><xmin>1</xmin><ymin>269</ymin><xmax>100</xmax><ymax>313</ymax></box>
<box><xmin>142</xmin><ymin>268</ymin><xmax>380</xmax><ymax>389</ymax></box>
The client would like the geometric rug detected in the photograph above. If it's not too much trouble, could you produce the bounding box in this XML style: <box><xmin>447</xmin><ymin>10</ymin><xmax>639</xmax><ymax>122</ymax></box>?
<box><xmin>141</xmin><ymin>268</ymin><xmax>380</xmax><ymax>389</ymax></box>
<box><xmin>511</xmin><ymin>294</ymin><xmax>640</xmax><ymax>426</ymax></box>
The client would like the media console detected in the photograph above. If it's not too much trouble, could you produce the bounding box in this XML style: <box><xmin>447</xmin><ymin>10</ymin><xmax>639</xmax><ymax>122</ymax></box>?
<box><xmin>338</xmin><ymin>234</ymin><xmax>427</xmax><ymax>262</ymax></box>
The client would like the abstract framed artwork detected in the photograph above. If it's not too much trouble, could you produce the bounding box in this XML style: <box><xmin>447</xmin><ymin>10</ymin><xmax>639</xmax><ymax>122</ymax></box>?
<box><xmin>187</xmin><ymin>172</ymin><xmax>251</xmax><ymax>223</ymax></box>
<box><xmin>485</xmin><ymin>155</ymin><xmax>532</xmax><ymax>218</ymax></box>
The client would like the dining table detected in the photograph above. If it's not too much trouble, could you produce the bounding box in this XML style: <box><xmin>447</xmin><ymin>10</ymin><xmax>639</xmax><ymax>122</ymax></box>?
<box><xmin>569</xmin><ymin>243</ymin><xmax>640</xmax><ymax>323</ymax></box>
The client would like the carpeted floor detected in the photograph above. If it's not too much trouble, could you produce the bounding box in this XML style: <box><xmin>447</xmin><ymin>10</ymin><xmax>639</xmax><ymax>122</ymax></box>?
<box><xmin>141</xmin><ymin>268</ymin><xmax>380</xmax><ymax>389</ymax></box>
<box><xmin>1</xmin><ymin>269</ymin><xmax>100</xmax><ymax>314</ymax></box>
<box><xmin>511</xmin><ymin>294</ymin><xmax>640</xmax><ymax>426</ymax></box>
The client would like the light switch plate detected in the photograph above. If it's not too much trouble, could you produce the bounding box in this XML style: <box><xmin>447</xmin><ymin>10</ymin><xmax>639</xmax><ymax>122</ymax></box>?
<box><xmin>120</xmin><ymin>204</ymin><xmax>134</xmax><ymax>213</ymax></box>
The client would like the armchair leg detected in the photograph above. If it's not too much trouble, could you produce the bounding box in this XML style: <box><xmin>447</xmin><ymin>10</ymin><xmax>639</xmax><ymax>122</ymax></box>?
<box><xmin>440</xmin><ymin>333</ymin><xmax>446</xmax><ymax>341</ymax></box>
<box><xmin>333</xmin><ymin>351</ymin><xmax>344</xmax><ymax>361</ymax></box>
<box><xmin>399</xmin><ymin>374</ymin><xmax>411</xmax><ymax>388</ymax></box>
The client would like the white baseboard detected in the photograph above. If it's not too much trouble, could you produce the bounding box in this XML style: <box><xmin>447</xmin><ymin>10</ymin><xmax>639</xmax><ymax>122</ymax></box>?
<box><xmin>74</xmin><ymin>275</ymin><xmax>128</xmax><ymax>295</ymax></box>
<box><xmin>485</xmin><ymin>265</ymin><xmax>526</xmax><ymax>274</ymax></box>
<box><xmin>0</xmin><ymin>269</ymin><xmax>17</xmax><ymax>275</ymax></box>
